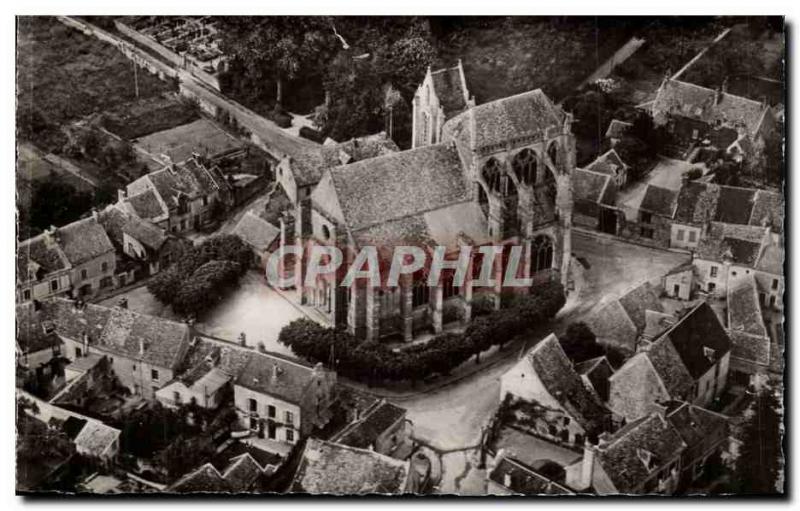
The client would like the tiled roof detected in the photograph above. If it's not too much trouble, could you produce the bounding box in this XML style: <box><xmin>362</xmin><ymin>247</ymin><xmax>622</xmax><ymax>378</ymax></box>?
<box><xmin>336</xmin><ymin>400</ymin><xmax>406</xmax><ymax>450</ymax></box>
<box><xmin>594</xmin><ymin>412</ymin><xmax>686</xmax><ymax>493</ymax></box>
<box><xmin>327</xmin><ymin>143</ymin><xmax>468</xmax><ymax>231</ymax></box>
<box><xmin>16</xmin><ymin>302</ymin><xmax>61</xmax><ymax>354</ymax></box>
<box><xmin>605</xmin><ymin>119</ymin><xmax>633</xmax><ymax>140</ymax></box>
<box><xmin>96</xmin><ymin>206</ymin><xmax>129</xmax><ymax>247</ymax></box>
<box><xmin>575</xmin><ymin>356</ymin><xmax>613</xmax><ymax>402</ymax></box>
<box><xmin>127</xmin><ymin>189</ymin><xmax>167</xmax><ymax>221</ymax></box>
<box><xmin>618</xmin><ymin>282</ymin><xmax>665</xmax><ymax>333</ymax></box>
<box><xmin>665</xmin><ymin>402</ymin><xmax>728</xmax><ymax>455</ymax></box>
<box><xmin>489</xmin><ymin>457</ymin><xmax>573</xmax><ymax>495</ymax></box>
<box><xmin>291</xmin><ymin>438</ymin><xmax>409</xmax><ymax>495</ymax></box>
<box><xmin>222</xmin><ymin>454</ymin><xmax>263</xmax><ymax>492</ymax></box>
<box><xmin>714</xmin><ymin>186</ymin><xmax>757</xmax><ymax>225</ymax></box>
<box><xmin>695</xmin><ymin>222</ymin><xmax>767</xmax><ymax>265</ymax></box>
<box><xmin>40</xmin><ymin>299</ymin><xmax>113</xmax><ymax>345</ymax></box>
<box><xmin>639</xmin><ymin>185</ymin><xmax>678</xmax><ymax>218</ymax></box>
<box><xmin>526</xmin><ymin>335</ymin><xmax>610</xmax><ymax>433</ymax></box>
<box><xmin>755</xmin><ymin>239</ymin><xmax>783</xmax><ymax>275</ymax></box>
<box><xmin>728</xmin><ymin>331</ymin><xmax>771</xmax><ymax>367</ymax></box>
<box><xmin>727</xmin><ymin>276</ymin><xmax>768</xmax><ymax>337</ymax></box>
<box><xmin>653</xmin><ymin>79</ymin><xmax>768</xmax><ymax>135</ymax></box>
<box><xmin>673</xmin><ymin>181</ymin><xmax>719</xmax><ymax>225</ymax></box>
<box><xmin>291</xmin><ymin>133</ymin><xmax>400</xmax><ymax>187</ymax></box>
<box><xmin>467</xmin><ymin>89</ymin><xmax>565</xmax><ymax>150</ymax></box>
<box><xmin>573</xmin><ymin>168</ymin><xmax>612</xmax><ymax>204</ymax></box>
<box><xmin>658</xmin><ymin>302</ymin><xmax>731</xmax><ymax>379</ymax></box>
<box><xmin>589</xmin><ymin>300</ymin><xmax>638</xmax><ymax>352</ymax></box>
<box><xmin>168</xmin><ymin>463</ymin><xmax>231</xmax><ymax>493</ymax></box>
<box><xmin>749</xmin><ymin>189</ymin><xmax>783</xmax><ymax>233</ymax></box>
<box><xmin>122</xmin><ymin>216</ymin><xmax>168</xmax><ymax>251</ymax></box>
<box><xmin>74</xmin><ymin>420</ymin><xmax>120</xmax><ymax>459</ymax></box>
<box><xmin>642</xmin><ymin>310</ymin><xmax>676</xmax><ymax>341</ymax></box>
<box><xmin>641</xmin><ymin>338</ymin><xmax>694</xmax><ymax>399</ymax></box>
<box><xmin>211</xmin><ymin>441</ymin><xmax>282</xmax><ymax>473</ymax></box>
<box><xmin>147</xmin><ymin>157</ymin><xmax>227</xmax><ymax>207</ymax></box>
<box><xmin>234</xmin><ymin>351</ymin><xmax>320</xmax><ymax>405</ymax></box>
<box><xmin>17</xmin><ymin>234</ymin><xmax>69</xmax><ymax>280</ymax></box>
<box><xmin>177</xmin><ymin>336</ymin><xmax>253</xmax><ymax>383</ymax></box>
<box><xmin>231</xmin><ymin>211</ymin><xmax>280</xmax><ymax>251</ymax></box>
<box><xmin>431</xmin><ymin>65</ymin><xmax>469</xmax><ymax>119</ymax></box>
<box><xmin>586</xmin><ymin>149</ymin><xmax>628</xmax><ymax>177</ymax></box>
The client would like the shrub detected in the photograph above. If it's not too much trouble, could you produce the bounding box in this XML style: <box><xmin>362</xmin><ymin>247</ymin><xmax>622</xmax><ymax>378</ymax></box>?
<box><xmin>279</xmin><ymin>282</ymin><xmax>566</xmax><ymax>383</ymax></box>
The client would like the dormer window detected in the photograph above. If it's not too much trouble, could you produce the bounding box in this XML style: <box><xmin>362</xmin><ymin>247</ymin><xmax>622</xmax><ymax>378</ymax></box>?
<box><xmin>703</xmin><ymin>346</ymin><xmax>716</xmax><ymax>362</ymax></box>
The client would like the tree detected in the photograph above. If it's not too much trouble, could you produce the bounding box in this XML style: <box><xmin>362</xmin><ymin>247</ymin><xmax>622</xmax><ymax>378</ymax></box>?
<box><xmin>172</xmin><ymin>260</ymin><xmax>243</xmax><ymax>316</ymax></box>
<box><xmin>560</xmin><ymin>322</ymin><xmax>604</xmax><ymax>362</ymax></box>
<box><xmin>729</xmin><ymin>385</ymin><xmax>783</xmax><ymax>494</ymax></box>
<box><xmin>27</xmin><ymin>176</ymin><xmax>94</xmax><ymax>235</ymax></box>
<box><xmin>156</xmin><ymin>434</ymin><xmax>216</xmax><ymax>481</ymax></box>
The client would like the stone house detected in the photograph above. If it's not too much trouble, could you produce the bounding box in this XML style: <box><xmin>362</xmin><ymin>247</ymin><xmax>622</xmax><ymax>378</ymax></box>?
<box><xmin>332</xmin><ymin>400</ymin><xmax>411</xmax><ymax>459</ymax></box>
<box><xmin>663</xmin><ymin>263</ymin><xmax>695</xmax><ymax>300</ymax></box>
<box><xmin>619</xmin><ymin>185</ymin><xmax>678</xmax><ymax>248</ymax></box>
<box><xmin>37</xmin><ymin>298</ymin><xmax>191</xmax><ymax>400</ymax></box>
<box><xmin>585</xmin><ymin>148</ymin><xmax>630</xmax><ymax>189</ymax></box>
<box><xmin>16</xmin><ymin>301</ymin><xmax>62</xmax><ymax>372</ymax></box>
<box><xmin>725</xmin><ymin>275</ymin><xmax>777</xmax><ymax>385</ymax></box>
<box><xmin>16</xmin><ymin>229</ymin><xmax>73</xmax><ymax>303</ymax></box>
<box><xmin>572</xmin><ymin>167</ymin><xmax>618</xmax><ymax>235</ymax></box>
<box><xmin>650</xmin><ymin>78</ymin><xmax>778</xmax><ymax>164</ymax></box>
<box><xmin>500</xmin><ymin>334</ymin><xmax>611</xmax><ymax>446</ymax></box>
<box><xmin>231</xmin><ymin>210</ymin><xmax>281</xmax><ymax>272</ymax></box>
<box><xmin>588</xmin><ymin>281</ymin><xmax>665</xmax><ymax>355</ymax></box>
<box><xmin>122</xmin><ymin>156</ymin><xmax>233</xmax><ymax>234</ymax></box>
<box><xmin>565</xmin><ymin>410</ymin><xmax>686</xmax><ymax>494</ymax></box>
<box><xmin>233</xmin><ymin>352</ymin><xmax>336</xmax><ymax>446</ymax></box>
<box><xmin>292</xmin><ymin>81</ymin><xmax>576</xmax><ymax>342</ymax></box>
<box><xmin>290</xmin><ymin>438</ymin><xmax>418</xmax><ymax>494</ymax></box>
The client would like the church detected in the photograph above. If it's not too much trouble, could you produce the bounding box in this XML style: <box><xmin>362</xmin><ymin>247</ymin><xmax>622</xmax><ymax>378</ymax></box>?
<box><xmin>281</xmin><ymin>61</ymin><xmax>575</xmax><ymax>342</ymax></box>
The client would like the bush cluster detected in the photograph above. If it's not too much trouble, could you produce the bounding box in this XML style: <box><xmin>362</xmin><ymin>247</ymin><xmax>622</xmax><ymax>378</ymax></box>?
<box><xmin>148</xmin><ymin>234</ymin><xmax>252</xmax><ymax>317</ymax></box>
<box><xmin>279</xmin><ymin>281</ymin><xmax>566</xmax><ymax>383</ymax></box>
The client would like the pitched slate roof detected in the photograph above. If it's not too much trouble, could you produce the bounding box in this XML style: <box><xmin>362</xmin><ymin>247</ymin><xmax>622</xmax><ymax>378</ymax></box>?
<box><xmin>664</xmin><ymin>402</ymin><xmax>729</xmax><ymax>455</ymax></box>
<box><xmin>574</xmin><ymin>168</ymin><xmax>613</xmax><ymax>204</ymax></box>
<box><xmin>695</xmin><ymin>222</ymin><xmax>767</xmax><ymax>265</ymax></box>
<box><xmin>640</xmin><ymin>338</ymin><xmax>694</xmax><ymax>399</ymax></box>
<box><xmin>749</xmin><ymin>189</ymin><xmax>783</xmax><ymax>233</ymax></box>
<box><xmin>728</xmin><ymin>331</ymin><xmax>771</xmax><ymax>367</ymax></box>
<box><xmin>525</xmin><ymin>335</ymin><xmax>610</xmax><ymax>433</ymax></box>
<box><xmin>17</xmin><ymin>234</ymin><xmax>69</xmax><ymax>280</ymax></box>
<box><xmin>575</xmin><ymin>356</ymin><xmax>613</xmax><ymax>402</ymax></box>
<box><xmin>653</xmin><ymin>79</ymin><xmax>769</xmax><ymax>135</ymax></box>
<box><xmin>291</xmin><ymin>438</ymin><xmax>410</xmax><ymax>495</ymax></box>
<box><xmin>639</xmin><ymin>185</ymin><xmax>678</xmax><ymax>218</ymax></box>
<box><xmin>127</xmin><ymin>189</ymin><xmax>167</xmax><ymax>221</ymax></box>
<box><xmin>96</xmin><ymin>206</ymin><xmax>130</xmax><ymax>247</ymax></box>
<box><xmin>589</xmin><ymin>299</ymin><xmax>638</xmax><ymax>352</ymax></box>
<box><xmin>16</xmin><ymin>302</ymin><xmax>61</xmax><ymax>354</ymax></box>
<box><xmin>335</xmin><ymin>400</ymin><xmax>406</xmax><ymax>450</ymax></box>
<box><xmin>221</xmin><ymin>454</ymin><xmax>263</xmax><ymax>492</ymax></box>
<box><xmin>489</xmin><ymin>456</ymin><xmax>573</xmax><ymax>495</ymax></box>
<box><xmin>618</xmin><ymin>282</ymin><xmax>665</xmax><ymax>333</ymax></box>
<box><xmin>148</xmin><ymin>157</ymin><xmax>227</xmax><ymax>205</ymax></box>
<box><xmin>231</xmin><ymin>211</ymin><xmax>280</xmax><ymax>251</ymax></box>
<box><xmin>291</xmin><ymin>133</ymin><xmax>400</xmax><ymax>187</ymax></box>
<box><xmin>168</xmin><ymin>463</ymin><xmax>231</xmax><ymax>493</ymax></box>
<box><xmin>39</xmin><ymin>299</ymin><xmax>113</xmax><ymax>344</ymax></box>
<box><xmin>594</xmin><ymin>412</ymin><xmax>686</xmax><ymax>493</ymax></box>
<box><xmin>714</xmin><ymin>186</ymin><xmax>757</xmax><ymax>225</ymax></box>
<box><xmin>727</xmin><ymin>276</ymin><xmax>768</xmax><ymax>337</ymax></box>
<box><xmin>326</xmin><ymin>143</ymin><xmax>468</xmax><ymax>231</ymax></box>
<box><xmin>642</xmin><ymin>310</ymin><xmax>677</xmax><ymax>341</ymax></box>
<box><xmin>447</xmin><ymin>89</ymin><xmax>565</xmax><ymax>150</ymax></box>
<box><xmin>431</xmin><ymin>64</ymin><xmax>470</xmax><ymax>118</ymax></box>
<box><xmin>211</xmin><ymin>441</ymin><xmax>282</xmax><ymax>473</ymax></box>
<box><xmin>755</xmin><ymin>238</ymin><xmax>783</xmax><ymax>275</ymax></box>
<box><xmin>234</xmin><ymin>351</ymin><xmax>320</xmax><ymax>405</ymax></box>
<box><xmin>605</xmin><ymin>119</ymin><xmax>633</xmax><ymax>140</ymax></box>
<box><xmin>73</xmin><ymin>420</ymin><xmax>121</xmax><ymax>458</ymax></box>
<box><xmin>176</xmin><ymin>336</ymin><xmax>253</xmax><ymax>383</ymax></box>
<box><xmin>673</xmin><ymin>181</ymin><xmax>719</xmax><ymax>225</ymax></box>
<box><xmin>586</xmin><ymin>149</ymin><xmax>628</xmax><ymax>177</ymax></box>
<box><xmin>122</xmin><ymin>215</ymin><xmax>168</xmax><ymax>251</ymax></box>
<box><xmin>658</xmin><ymin>302</ymin><xmax>731</xmax><ymax>379</ymax></box>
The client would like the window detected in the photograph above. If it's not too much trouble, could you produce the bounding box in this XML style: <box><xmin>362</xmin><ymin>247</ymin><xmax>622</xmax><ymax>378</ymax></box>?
<box><xmin>688</xmin><ymin>231</ymin><xmax>697</xmax><ymax>242</ymax></box>
<box><xmin>151</xmin><ymin>369</ymin><xmax>160</xmax><ymax>382</ymax></box>
<box><xmin>101</xmin><ymin>262</ymin><xmax>108</xmax><ymax>272</ymax></box>
<box><xmin>173</xmin><ymin>391</ymin><xmax>182</xmax><ymax>404</ymax></box>
<box><xmin>691</xmin><ymin>128</ymin><xmax>699</xmax><ymax>139</ymax></box>
<box><xmin>100</xmin><ymin>276</ymin><xmax>113</xmax><ymax>288</ymax></box>
<box><xmin>532</xmin><ymin>236</ymin><xmax>554</xmax><ymax>274</ymax></box>
<box><xmin>640</xmin><ymin>212</ymin><xmax>652</xmax><ymax>224</ymax></box>
<box><xmin>708</xmin><ymin>282</ymin><xmax>716</xmax><ymax>293</ymax></box>
<box><xmin>180</xmin><ymin>220</ymin><xmax>187</xmax><ymax>231</ymax></box>
<box><xmin>512</xmin><ymin>149</ymin><xmax>537</xmax><ymax>186</ymax></box>
<box><xmin>676</xmin><ymin>229</ymin><xmax>684</xmax><ymax>241</ymax></box>
<box><xmin>321</xmin><ymin>224</ymin><xmax>331</xmax><ymax>240</ymax></box>
<box><xmin>250</xmin><ymin>417</ymin><xmax>258</xmax><ymax>430</ymax></box>
<box><xmin>731</xmin><ymin>271</ymin><xmax>737</xmax><ymax>277</ymax></box>
<box><xmin>76</xmin><ymin>347</ymin><xmax>82</xmax><ymax>358</ymax></box>
<box><xmin>80</xmin><ymin>269</ymin><xmax>88</xmax><ymax>280</ymax></box>
<box><xmin>286</xmin><ymin>429</ymin><xmax>295</xmax><ymax>443</ymax></box>
<box><xmin>248</xmin><ymin>398</ymin><xmax>257</xmax><ymax>412</ymax></box>
<box><xmin>759</xmin><ymin>293</ymin><xmax>767</xmax><ymax>305</ymax></box>
<box><xmin>50</xmin><ymin>280</ymin><xmax>59</xmax><ymax>292</ymax></box>
<box><xmin>770</xmin><ymin>295</ymin><xmax>777</xmax><ymax>308</ymax></box>
<box><xmin>202</xmin><ymin>196</ymin><xmax>208</xmax><ymax>206</ymax></box>
<box><xmin>710</xmin><ymin>266</ymin><xmax>718</xmax><ymax>278</ymax></box>
<box><xmin>563</xmin><ymin>417</ymin><xmax>570</xmax><ymax>426</ymax></box>
<box><xmin>640</xmin><ymin>227</ymin><xmax>654</xmax><ymax>239</ymax></box>
<box><xmin>772</xmin><ymin>279</ymin><xmax>779</xmax><ymax>290</ymax></box>
<box><xmin>674</xmin><ymin>284</ymin><xmax>681</xmax><ymax>296</ymax></box>
<box><xmin>23</xmin><ymin>289</ymin><xmax>31</xmax><ymax>301</ymax></box>
<box><xmin>285</xmin><ymin>411</ymin><xmax>294</xmax><ymax>425</ymax></box>
<box><xmin>268</xmin><ymin>405</ymin><xmax>276</xmax><ymax>418</ymax></box>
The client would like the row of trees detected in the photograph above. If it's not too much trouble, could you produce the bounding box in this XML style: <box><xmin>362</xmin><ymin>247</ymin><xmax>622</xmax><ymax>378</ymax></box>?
<box><xmin>279</xmin><ymin>281</ymin><xmax>566</xmax><ymax>384</ymax></box>
<box><xmin>147</xmin><ymin>234</ymin><xmax>252</xmax><ymax>317</ymax></box>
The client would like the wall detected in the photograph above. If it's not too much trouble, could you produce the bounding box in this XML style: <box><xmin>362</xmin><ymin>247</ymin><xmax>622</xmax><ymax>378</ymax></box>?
<box><xmin>71</xmin><ymin>251</ymin><xmax>117</xmax><ymax>298</ymax></box>
<box><xmin>18</xmin><ymin>271</ymin><xmax>71</xmax><ymax>302</ymax></box>
<box><xmin>234</xmin><ymin>385</ymin><xmax>301</xmax><ymax>445</ymax></box>
<box><xmin>664</xmin><ymin>270</ymin><xmax>693</xmax><ymax>300</ymax></box>
<box><xmin>692</xmin><ymin>352</ymin><xmax>729</xmax><ymax>408</ymax></box>
<box><xmin>670</xmin><ymin>223</ymin><xmax>701</xmax><ymax>250</ymax></box>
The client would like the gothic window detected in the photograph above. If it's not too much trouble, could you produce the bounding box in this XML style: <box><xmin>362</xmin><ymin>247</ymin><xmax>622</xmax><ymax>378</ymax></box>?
<box><xmin>531</xmin><ymin>235</ymin><xmax>554</xmax><ymax>274</ymax></box>
<box><xmin>481</xmin><ymin>158</ymin><xmax>503</xmax><ymax>194</ymax></box>
<box><xmin>412</xmin><ymin>274</ymin><xmax>430</xmax><ymax>307</ymax></box>
<box><xmin>547</xmin><ymin>142</ymin><xmax>559</xmax><ymax>169</ymax></box>
<box><xmin>512</xmin><ymin>149</ymin><xmax>537</xmax><ymax>186</ymax></box>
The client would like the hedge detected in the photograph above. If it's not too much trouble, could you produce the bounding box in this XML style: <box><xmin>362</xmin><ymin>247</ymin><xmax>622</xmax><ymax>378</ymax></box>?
<box><xmin>279</xmin><ymin>281</ymin><xmax>566</xmax><ymax>384</ymax></box>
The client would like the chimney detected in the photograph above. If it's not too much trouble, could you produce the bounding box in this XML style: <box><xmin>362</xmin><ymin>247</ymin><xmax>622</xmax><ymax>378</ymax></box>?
<box><xmin>117</xmin><ymin>189</ymin><xmax>127</xmax><ymax>203</ymax></box>
<box><xmin>272</xmin><ymin>363</ymin><xmax>279</xmax><ymax>380</ymax></box>
<box><xmin>503</xmin><ymin>471</ymin><xmax>513</xmax><ymax>489</ymax></box>
<box><xmin>91</xmin><ymin>208</ymin><xmax>99</xmax><ymax>221</ymax></box>
<box><xmin>714</xmin><ymin>85</ymin><xmax>723</xmax><ymax>106</ymax></box>
<box><xmin>139</xmin><ymin>338</ymin><xmax>145</xmax><ymax>357</ymax></box>
<box><xmin>647</xmin><ymin>401</ymin><xmax>668</xmax><ymax>418</ymax></box>
<box><xmin>597</xmin><ymin>431</ymin><xmax>611</xmax><ymax>448</ymax></box>
<box><xmin>721</xmin><ymin>77</ymin><xmax>729</xmax><ymax>94</ymax></box>
<box><xmin>82</xmin><ymin>331</ymin><xmax>89</xmax><ymax>356</ymax></box>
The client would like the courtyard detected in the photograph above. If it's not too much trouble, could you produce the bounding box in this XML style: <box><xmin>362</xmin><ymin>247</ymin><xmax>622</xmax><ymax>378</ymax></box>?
<box><xmin>616</xmin><ymin>156</ymin><xmax>699</xmax><ymax>211</ymax></box>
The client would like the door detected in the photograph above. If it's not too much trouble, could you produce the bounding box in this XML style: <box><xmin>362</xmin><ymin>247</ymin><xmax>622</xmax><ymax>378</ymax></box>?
<box><xmin>267</xmin><ymin>422</ymin><xmax>277</xmax><ymax>440</ymax></box>
<box><xmin>599</xmin><ymin>208</ymin><xmax>618</xmax><ymax>235</ymax></box>
<box><xmin>673</xmin><ymin>284</ymin><xmax>680</xmax><ymax>296</ymax></box>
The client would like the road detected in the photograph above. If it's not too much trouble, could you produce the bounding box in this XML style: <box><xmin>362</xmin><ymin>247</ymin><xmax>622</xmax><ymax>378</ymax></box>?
<box><xmin>392</xmin><ymin>229</ymin><xmax>691</xmax><ymax>492</ymax></box>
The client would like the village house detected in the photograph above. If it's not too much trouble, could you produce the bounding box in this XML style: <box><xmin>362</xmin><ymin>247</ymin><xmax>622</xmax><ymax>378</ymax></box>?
<box><xmin>604</xmin><ymin>119</ymin><xmax>632</xmax><ymax>148</ymax></box>
<box><xmin>500</xmin><ymin>334</ymin><xmax>611</xmax><ymax>446</ymax></box>
<box><xmin>291</xmin><ymin>69</ymin><xmax>576</xmax><ymax>342</ymax></box>
<box><xmin>275</xmin><ymin>132</ymin><xmax>400</xmax><ymax>205</ymax></box>
<box><xmin>331</xmin><ymin>399</ymin><xmax>412</xmax><ymax>459</ymax></box>
<box><xmin>650</xmin><ymin>77</ymin><xmax>778</xmax><ymax>163</ymax></box>
<box><xmin>121</xmin><ymin>155</ymin><xmax>233</xmax><ymax>234</ymax></box>
<box><xmin>585</xmin><ymin>148</ymin><xmax>630</xmax><ymax>189</ymax></box>
<box><xmin>233</xmin><ymin>351</ymin><xmax>337</xmax><ymax>447</ymax></box>
<box><xmin>572</xmin><ymin>167</ymin><xmax>618</xmax><ymax>235</ymax></box>
<box><xmin>35</xmin><ymin>298</ymin><xmax>191</xmax><ymax>400</ymax></box>
<box><xmin>16</xmin><ymin>301</ymin><xmax>62</xmax><ymax>372</ymax></box>
<box><xmin>609</xmin><ymin>302</ymin><xmax>731</xmax><ymax>422</ymax></box>
<box><xmin>565</xmin><ymin>409</ymin><xmax>686</xmax><ymax>494</ymax></box>
<box><xmin>663</xmin><ymin>263</ymin><xmax>695</xmax><ymax>300</ymax></box>
<box><xmin>486</xmin><ymin>453</ymin><xmax>574</xmax><ymax>495</ymax></box>
<box><xmin>622</xmin><ymin>184</ymin><xmax>679</xmax><ymax>248</ymax></box>
<box><xmin>17</xmin><ymin>216</ymin><xmax>117</xmax><ymax>303</ymax></box>
<box><xmin>575</xmin><ymin>356</ymin><xmax>614</xmax><ymax>402</ymax></box>
<box><xmin>231</xmin><ymin>210</ymin><xmax>281</xmax><ymax>272</ymax></box>
<box><xmin>168</xmin><ymin>441</ymin><xmax>281</xmax><ymax>493</ymax></box>
<box><xmin>290</xmin><ymin>438</ymin><xmax>418</xmax><ymax>494</ymax></box>
<box><xmin>588</xmin><ymin>281</ymin><xmax>666</xmax><ymax>355</ymax></box>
